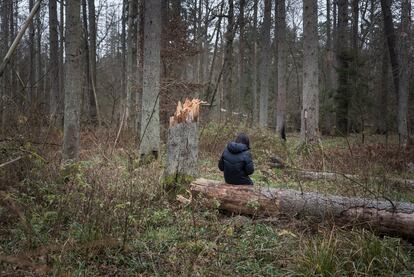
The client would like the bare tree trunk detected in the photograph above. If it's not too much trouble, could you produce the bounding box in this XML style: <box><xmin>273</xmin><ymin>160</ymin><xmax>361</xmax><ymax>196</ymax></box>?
<box><xmin>121</xmin><ymin>0</ymin><xmax>127</xmax><ymax>122</ymax></box>
<box><xmin>335</xmin><ymin>0</ymin><xmax>350</xmax><ymax>135</ymax></box>
<box><xmin>251</xmin><ymin>0</ymin><xmax>258</xmax><ymax>124</ymax></box>
<box><xmin>126</xmin><ymin>0</ymin><xmax>138</xmax><ymax>129</ymax></box>
<box><xmin>136</xmin><ymin>0</ymin><xmax>144</xmax><ymax>136</ymax></box>
<box><xmin>259</xmin><ymin>0</ymin><xmax>271</xmax><ymax>128</ymax></box>
<box><xmin>238</xmin><ymin>0</ymin><xmax>246</xmax><ymax>113</ymax></box>
<box><xmin>189</xmin><ymin>178</ymin><xmax>414</xmax><ymax>239</ymax></box>
<box><xmin>377</xmin><ymin>38</ymin><xmax>389</xmax><ymax>135</ymax></box>
<box><xmin>82</xmin><ymin>0</ymin><xmax>91</xmax><ymax>119</ymax></box>
<box><xmin>140</xmin><ymin>0</ymin><xmax>161</xmax><ymax>157</ymax></box>
<box><xmin>88</xmin><ymin>0</ymin><xmax>99</xmax><ymax>125</ymax></box>
<box><xmin>59</xmin><ymin>0</ymin><xmax>65</xmax><ymax>126</ymax></box>
<box><xmin>63</xmin><ymin>0</ymin><xmax>82</xmax><ymax>162</ymax></box>
<box><xmin>380</xmin><ymin>0</ymin><xmax>410</xmax><ymax>147</ymax></box>
<box><xmin>398</xmin><ymin>0</ymin><xmax>410</xmax><ymax>146</ymax></box>
<box><xmin>49</xmin><ymin>0</ymin><xmax>60</xmax><ymax>120</ymax></box>
<box><xmin>301</xmin><ymin>0</ymin><xmax>319</xmax><ymax>143</ymax></box>
<box><xmin>1</xmin><ymin>0</ymin><xmax>10</xmax><ymax>133</ymax></box>
<box><xmin>36</xmin><ymin>7</ymin><xmax>43</xmax><ymax>110</ymax></box>
<box><xmin>276</xmin><ymin>0</ymin><xmax>287</xmax><ymax>137</ymax></box>
<box><xmin>28</xmin><ymin>0</ymin><xmax>35</xmax><ymax>112</ymax></box>
<box><xmin>223</xmin><ymin>0</ymin><xmax>235</xmax><ymax>115</ymax></box>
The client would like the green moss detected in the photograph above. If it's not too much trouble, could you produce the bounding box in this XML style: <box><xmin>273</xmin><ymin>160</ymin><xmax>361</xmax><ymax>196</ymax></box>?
<box><xmin>162</xmin><ymin>174</ymin><xmax>195</xmax><ymax>196</ymax></box>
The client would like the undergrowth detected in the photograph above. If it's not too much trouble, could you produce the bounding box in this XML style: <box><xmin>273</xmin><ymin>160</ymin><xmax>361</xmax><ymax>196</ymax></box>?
<box><xmin>1</xmin><ymin>123</ymin><xmax>413</xmax><ymax>276</ymax></box>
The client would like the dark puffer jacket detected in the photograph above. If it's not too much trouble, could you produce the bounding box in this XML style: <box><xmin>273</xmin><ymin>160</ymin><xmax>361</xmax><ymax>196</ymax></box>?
<box><xmin>218</xmin><ymin>142</ymin><xmax>254</xmax><ymax>185</ymax></box>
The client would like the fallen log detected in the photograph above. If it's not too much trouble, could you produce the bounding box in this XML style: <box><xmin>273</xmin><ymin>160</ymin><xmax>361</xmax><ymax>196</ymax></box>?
<box><xmin>189</xmin><ymin>178</ymin><xmax>414</xmax><ymax>239</ymax></box>
<box><xmin>286</xmin><ymin>169</ymin><xmax>414</xmax><ymax>188</ymax></box>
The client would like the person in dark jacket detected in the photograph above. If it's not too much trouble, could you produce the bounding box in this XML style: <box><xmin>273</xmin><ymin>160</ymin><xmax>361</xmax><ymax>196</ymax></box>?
<box><xmin>218</xmin><ymin>133</ymin><xmax>254</xmax><ymax>185</ymax></box>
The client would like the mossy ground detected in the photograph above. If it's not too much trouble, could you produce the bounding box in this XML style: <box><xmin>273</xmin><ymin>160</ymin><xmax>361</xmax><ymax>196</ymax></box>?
<box><xmin>1</xmin><ymin>123</ymin><xmax>413</xmax><ymax>276</ymax></box>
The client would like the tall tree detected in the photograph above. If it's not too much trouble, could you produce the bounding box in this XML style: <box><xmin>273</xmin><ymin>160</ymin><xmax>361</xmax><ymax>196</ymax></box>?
<box><xmin>380</xmin><ymin>0</ymin><xmax>410</xmax><ymax>146</ymax></box>
<box><xmin>63</xmin><ymin>0</ymin><xmax>82</xmax><ymax>162</ymax></box>
<box><xmin>35</xmin><ymin>4</ymin><xmax>43</xmax><ymax>103</ymax></box>
<box><xmin>377</xmin><ymin>38</ymin><xmax>389</xmax><ymax>135</ymax></box>
<box><xmin>28</xmin><ymin>0</ymin><xmax>35</xmax><ymax>111</ymax></box>
<box><xmin>49</xmin><ymin>0</ymin><xmax>60</xmax><ymax>120</ymax></box>
<box><xmin>259</xmin><ymin>0</ymin><xmax>271</xmax><ymax>127</ymax></box>
<box><xmin>276</xmin><ymin>0</ymin><xmax>287</xmax><ymax>137</ymax></box>
<box><xmin>223</xmin><ymin>0</ymin><xmax>235</xmax><ymax>114</ymax></box>
<box><xmin>335</xmin><ymin>0</ymin><xmax>350</xmax><ymax>134</ymax></box>
<box><xmin>238</xmin><ymin>0</ymin><xmax>246</xmax><ymax>112</ymax></box>
<box><xmin>301</xmin><ymin>0</ymin><xmax>319</xmax><ymax>142</ymax></box>
<box><xmin>140</xmin><ymin>0</ymin><xmax>161</xmax><ymax>157</ymax></box>
<box><xmin>126</xmin><ymin>0</ymin><xmax>138</xmax><ymax>128</ymax></box>
<box><xmin>88</xmin><ymin>0</ymin><xmax>99</xmax><ymax>124</ymax></box>
<box><xmin>82</xmin><ymin>0</ymin><xmax>91</xmax><ymax>117</ymax></box>
<box><xmin>398</xmin><ymin>0</ymin><xmax>411</xmax><ymax>146</ymax></box>
<box><xmin>251</xmin><ymin>0</ymin><xmax>258</xmax><ymax>123</ymax></box>
<box><xmin>1</xmin><ymin>0</ymin><xmax>10</xmax><ymax>132</ymax></box>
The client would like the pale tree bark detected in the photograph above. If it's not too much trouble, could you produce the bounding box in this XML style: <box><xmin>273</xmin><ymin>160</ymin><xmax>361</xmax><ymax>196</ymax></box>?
<box><xmin>301</xmin><ymin>0</ymin><xmax>319</xmax><ymax>142</ymax></box>
<box><xmin>121</xmin><ymin>0</ymin><xmax>127</xmax><ymax>121</ymax></box>
<box><xmin>251</xmin><ymin>0</ymin><xmax>258</xmax><ymax>124</ymax></box>
<box><xmin>126</xmin><ymin>0</ymin><xmax>138</xmax><ymax>129</ymax></box>
<box><xmin>140</xmin><ymin>0</ymin><xmax>161</xmax><ymax>157</ymax></box>
<box><xmin>135</xmin><ymin>0</ymin><xmax>144</xmax><ymax>136</ymax></box>
<box><xmin>88</xmin><ymin>0</ymin><xmax>99</xmax><ymax>125</ymax></box>
<box><xmin>276</xmin><ymin>0</ymin><xmax>287</xmax><ymax>137</ymax></box>
<box><xmin>63</xmin><ymin>0</ymin><xmax>82</xmax><ymax>162</ymax></box>
<box><xmin>59</xmin><ymin>0</ymin><xmax>65</xmax><ymax>122</ymax></box>
<box><xmin>49</xmin><ymin>0</ymin><xmax>60</xmax><ymax>120</ymax></box>
<box><xmin>223</xmin><ymin>0</ymin><xmax>235</xmax><ymax>114</ymax></box>
<box><xmin>259</xmin><ymin>0</ymin><xmax>271</xmax><ymax>128</ymax></box>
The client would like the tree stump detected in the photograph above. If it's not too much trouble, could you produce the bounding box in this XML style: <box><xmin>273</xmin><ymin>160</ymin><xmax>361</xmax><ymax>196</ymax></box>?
<box><xmin>164</xmin><ymin>99</ymin><xmax>203</xmax><ymax>184</ymax></box>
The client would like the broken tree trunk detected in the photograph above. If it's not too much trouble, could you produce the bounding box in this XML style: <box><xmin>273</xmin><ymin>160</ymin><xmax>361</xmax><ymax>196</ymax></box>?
<box><xmin>286</xmin><ymin>169</ymin><xmax>414</xmax><ymax>188</ymax></box>
<box><xmin>189</xmin><ymin>178</ymin><xmax>414</xmax><ymax>239</ymax></box>
<box><xmin>165</xmin><ymin>99</ymin><xmax>204</xmax><ymax>182</ymax></box>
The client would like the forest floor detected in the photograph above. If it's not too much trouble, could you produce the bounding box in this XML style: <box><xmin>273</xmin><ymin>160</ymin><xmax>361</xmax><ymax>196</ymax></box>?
<box><xmin>1</xmin><ymin>122</ymin><xmax>414</xmax><ymax>276</ymax></box>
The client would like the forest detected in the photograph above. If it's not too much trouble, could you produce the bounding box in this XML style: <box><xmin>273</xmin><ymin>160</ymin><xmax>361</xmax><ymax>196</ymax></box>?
<box><xmin>0</xmin><ymin>0</ymin><xmax>414</xmax><ymax>275</ymax></box>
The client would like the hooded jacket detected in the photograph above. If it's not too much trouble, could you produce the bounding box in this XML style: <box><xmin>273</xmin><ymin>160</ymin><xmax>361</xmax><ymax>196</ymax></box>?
<box><xmin>218</xmin><ymin>142</ymin><xmax>254</xmax><ymax>185</ymax></box>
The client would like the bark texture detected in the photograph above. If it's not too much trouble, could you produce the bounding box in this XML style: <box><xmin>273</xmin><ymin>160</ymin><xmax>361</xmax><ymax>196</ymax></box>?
<box><xmin>259</xmin><ymin>0</ymin><xmax>271</xmax><ymax>127</ymax></box>
<box><xmin>63</xmin><ymin>0</ymin><xmax>82</xmax><ymax>162</ymax></box>
<box><xmin>190</xmin><ymin>178</ymin><xmax>414</xmax><ymax>239</ymax></box>
<box><xmin>251</xmin><ymin>0</ymin><xmax>258</xmax><ymax>124</ymax></box>
<box><xmin>276</xmin><ymin>0</ymin><xmax>287</xmax><ymax>137</ymax></box>
<box><xmin>140</xmin><ymin>0</ymin><xmax>161</xmax><ymax>157</ymax></box>
<box><xmin>301</xmin><ymin>0</ymin><xmax>319</xmax><ymax>142</ymax></box>
<box><xmin>49</xmin><ymin>0</ymin><xmax>60</xmax><ymax>119</ymax></box>
<box><xmin>166</xmin><ymin>122</ymin><xmax>198</xmax><ymax>178</ymax></box>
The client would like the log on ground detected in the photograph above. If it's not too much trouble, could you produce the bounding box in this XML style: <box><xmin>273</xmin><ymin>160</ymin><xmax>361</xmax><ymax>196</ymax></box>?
<box><xmin>189</xmin><ymin>178</ymin><xmax>414</xmax><ymax>239</ymax></box>
<box><xmin>286</xmin><ymin>169</ymin><xmax>414</xmax><ymax>188</ymax></box>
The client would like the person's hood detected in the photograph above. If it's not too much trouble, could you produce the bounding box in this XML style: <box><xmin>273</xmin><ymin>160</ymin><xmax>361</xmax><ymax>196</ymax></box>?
<box><xmin>227</xmin><ymin>142</ymin><xmax>249</xmax><ymax>154</ymax></box>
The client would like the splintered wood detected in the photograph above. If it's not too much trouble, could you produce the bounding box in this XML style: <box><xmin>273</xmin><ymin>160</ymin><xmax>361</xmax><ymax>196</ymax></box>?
<box><xmin>169</xmin><ymin>99</ymin><xmax>204</xmax><ymax>127</ymax></box>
